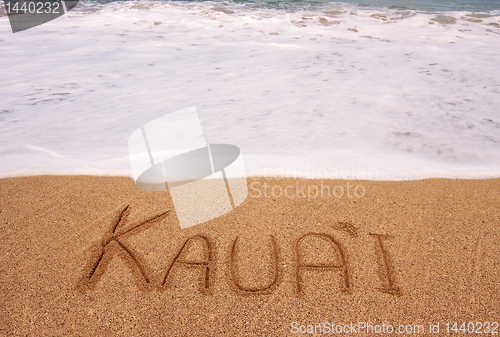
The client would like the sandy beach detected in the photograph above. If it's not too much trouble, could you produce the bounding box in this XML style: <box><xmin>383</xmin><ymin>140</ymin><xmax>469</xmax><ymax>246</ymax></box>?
<box><xmin>0</xmin><ymin>175</ymin><xmax>499</xmax><ymax>335</ymax></box>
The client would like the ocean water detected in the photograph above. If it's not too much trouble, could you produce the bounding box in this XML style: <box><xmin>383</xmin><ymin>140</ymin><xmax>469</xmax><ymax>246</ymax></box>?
<box><xmin>0</xmin><ymin>0</ymin><xmax>499</xmax><ymax>180</ymax></box>
<box><xmin>87</xmin><ymin>0</ymin><xmax>500</xmax><ymax>12</ymax></box>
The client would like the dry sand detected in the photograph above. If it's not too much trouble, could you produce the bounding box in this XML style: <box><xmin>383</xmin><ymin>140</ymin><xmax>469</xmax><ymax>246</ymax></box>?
<box><xmin>0</xmin><ymin>175</ymin><xmax>499</xmax><ymax>336</ymax></box>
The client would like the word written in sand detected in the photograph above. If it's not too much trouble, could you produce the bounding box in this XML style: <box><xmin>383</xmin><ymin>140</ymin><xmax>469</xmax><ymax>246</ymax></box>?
<box><xmin>78</xmin><ymin>206</ymin><xmax>401</xmax><ymax>296</ymax></box>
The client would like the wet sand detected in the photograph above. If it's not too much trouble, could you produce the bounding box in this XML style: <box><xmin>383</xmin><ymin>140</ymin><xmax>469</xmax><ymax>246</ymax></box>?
<box><xmin>1</xmin><ymin>175</ymin><xmax>499</xmax><ymax>335</ymax></box>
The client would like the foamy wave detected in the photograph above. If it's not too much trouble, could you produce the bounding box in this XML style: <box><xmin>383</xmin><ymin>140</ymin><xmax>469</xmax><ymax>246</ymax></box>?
<box><xmin>0</xmin><ymin>1</ymin><xmax>499</xmax><ymax>180</ymax></box>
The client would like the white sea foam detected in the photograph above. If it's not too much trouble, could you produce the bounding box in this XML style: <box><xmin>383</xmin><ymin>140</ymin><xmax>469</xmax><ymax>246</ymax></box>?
<box><xmin>0</xmin><ymin>1</ymin><xmax>499</xmax><ymax>180</ymax></box>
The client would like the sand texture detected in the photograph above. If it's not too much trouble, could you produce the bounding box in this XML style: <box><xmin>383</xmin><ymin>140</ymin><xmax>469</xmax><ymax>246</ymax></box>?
<box><xmin>0</xmin><ymin>176</ymin><xmax>499</xmax><ymax>336</ymax></box>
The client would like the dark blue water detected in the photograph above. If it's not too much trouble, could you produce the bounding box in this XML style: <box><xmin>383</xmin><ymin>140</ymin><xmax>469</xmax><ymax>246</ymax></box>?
<box><xmin>242</xmin><ymin>0</ymin><xmax>500</xmax><ymax>12</ymax></box>
<box><xmin>86</xmin><ymin>0</ymin><xmax>500</xmax><ymax>12</ymax></box>
<box><xmin>323</xmin><ymin>0</ymin><xmax>500</xmax><ymax>11</ymax></box>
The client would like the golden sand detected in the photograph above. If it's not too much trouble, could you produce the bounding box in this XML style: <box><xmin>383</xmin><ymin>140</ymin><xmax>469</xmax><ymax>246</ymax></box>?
<box><xmin>0</xmin><ymin>176</ymin><xmax>499</xmax><ymax>335</ymax></box>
